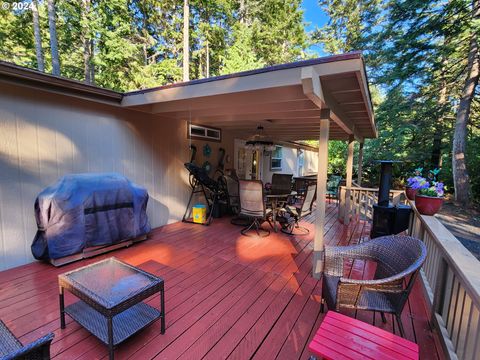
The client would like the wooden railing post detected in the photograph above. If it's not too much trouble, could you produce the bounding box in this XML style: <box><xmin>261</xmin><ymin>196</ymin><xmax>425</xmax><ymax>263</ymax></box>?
<box><xmin>344</xmin><ymin>136</ymin><xmax>354</xmax><ymax>224</ymax></box>
<box><xmin>313</xmin><ymin>118</ymin><xmax>329</xmax><ymax>279</ymax></box>
<box><xmin>357</xmin><ymin>142</ymin><xmax>364</xmax><ymax>186</ymax></box>
<box><xmin>338</xmin><ymin>186</ymin><xmax>346</xmax><ymax>222</ymax></box>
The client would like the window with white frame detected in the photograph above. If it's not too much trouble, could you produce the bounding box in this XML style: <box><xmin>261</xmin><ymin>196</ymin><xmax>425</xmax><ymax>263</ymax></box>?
<box><xmin>270</xmin><ymin>146</ymin><xmax>282</xmax><ymax>170</ymax></box>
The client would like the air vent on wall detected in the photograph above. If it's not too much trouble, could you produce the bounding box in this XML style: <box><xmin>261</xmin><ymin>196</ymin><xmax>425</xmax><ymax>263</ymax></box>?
<box><xmin>188</xmin><ymin>124</ymin><xmax>221</xmax><ymax>142</ymax></box>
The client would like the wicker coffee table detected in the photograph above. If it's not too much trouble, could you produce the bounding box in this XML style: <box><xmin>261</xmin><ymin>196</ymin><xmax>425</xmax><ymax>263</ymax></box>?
<box><xmin>58</xmin><ymin>257</ymin><xmax>165</xmax><ymax>359</ymax></box>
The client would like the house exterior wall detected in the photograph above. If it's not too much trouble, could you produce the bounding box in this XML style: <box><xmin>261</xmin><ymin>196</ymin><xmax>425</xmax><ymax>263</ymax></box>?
<box><xmin>304</xmin><ymin>148</ymin><xmax>319</xmax><ymax>175</ymax></box>
<box><xmin>0</xmin><ymin>82</ymin><xmax>233</xmax><ymax>270</ymax></box>
<box><xmin>262</xmin><ymin>146</ymin><xmax>319</xmax><ymax>183</ymax></box>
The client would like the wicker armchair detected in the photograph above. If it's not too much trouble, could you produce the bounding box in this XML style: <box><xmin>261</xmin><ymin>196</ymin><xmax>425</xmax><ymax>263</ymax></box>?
<box><xmin>0</xmin><ymin>320</ymin><xmax>54</xmax><ymax>360</ymax></box>
<box><xmin>321</xmin><ymin>235</ymin><xmax>427</xmax><ymax>337</ymax></box>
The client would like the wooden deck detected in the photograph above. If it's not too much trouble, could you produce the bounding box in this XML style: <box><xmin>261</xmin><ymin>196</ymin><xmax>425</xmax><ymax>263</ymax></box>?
<box><xmin>0</xmin><ymin>203</ymin><xmax>444</xmax><ymax>359</ymax></box>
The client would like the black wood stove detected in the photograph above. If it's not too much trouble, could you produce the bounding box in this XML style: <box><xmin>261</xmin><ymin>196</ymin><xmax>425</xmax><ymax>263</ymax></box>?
<box><xmin>370</xmin><ymin>161</ymin><xmax>412</xmax><ymax>238</ymax></box>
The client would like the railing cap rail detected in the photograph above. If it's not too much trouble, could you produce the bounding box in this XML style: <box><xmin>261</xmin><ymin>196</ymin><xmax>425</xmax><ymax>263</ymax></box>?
<box><xmin>410</xmin><ymin>200</ymin><xmax>480</xmax><ymax>305</ymax></box>
<box><xmin>340</xmin><ymin>185</ymin><xmax>404</xmax><ymax>193</ymax></box>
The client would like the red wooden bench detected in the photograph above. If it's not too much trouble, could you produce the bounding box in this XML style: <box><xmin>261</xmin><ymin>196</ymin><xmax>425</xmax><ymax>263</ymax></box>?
<box><xmin>308</xmin><ymin>311</ymin><xmax>419</xmax><ymax>360</ymax></box>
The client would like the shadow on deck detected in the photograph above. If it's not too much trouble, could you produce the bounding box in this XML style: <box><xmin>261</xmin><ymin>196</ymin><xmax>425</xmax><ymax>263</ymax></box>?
<box><xmin>0</xmin><ymin>203</ymin><xmax>444</xmax><ymax>359</ymax></box>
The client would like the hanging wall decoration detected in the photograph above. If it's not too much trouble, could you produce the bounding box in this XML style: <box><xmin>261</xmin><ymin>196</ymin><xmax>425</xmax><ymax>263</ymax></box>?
<box><xmin>202</xmin><ymin>161</ymin><xmax>212</xmax><ymax>174</ymax></box>
<box><xmin>203</xmin><ymin>143</ymin><xmax>212</xmax><ymax>158</ymax></box>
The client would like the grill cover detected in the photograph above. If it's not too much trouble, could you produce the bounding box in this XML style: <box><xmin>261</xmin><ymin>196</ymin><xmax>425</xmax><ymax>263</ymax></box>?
<box><xmin>31</xmin><ymin>173</ymin><xmax>151</xmax><ymax>260</ymax></box>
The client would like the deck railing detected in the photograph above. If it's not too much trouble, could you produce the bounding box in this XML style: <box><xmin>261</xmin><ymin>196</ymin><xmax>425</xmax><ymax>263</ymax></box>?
<box><xmin>338</xmin><ymin>185</ymin><xmax>406</xmax><ymax>223</ymax></box>
<box><xmin>338</xmin><ymin>186</ymin><xmax>480</xmax><ymax>358</ymax></box>
<box><xmin>409</xmin><ymin>201</ymin><xmax>480</xmax><ymax>360</ymax></box>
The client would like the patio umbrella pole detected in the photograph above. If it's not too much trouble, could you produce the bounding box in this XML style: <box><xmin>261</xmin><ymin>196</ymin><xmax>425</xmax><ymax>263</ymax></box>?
<box><xmin>313</xmin><ymin>118</ymin><xmax>330</xmax><ymax>279</ymax></box>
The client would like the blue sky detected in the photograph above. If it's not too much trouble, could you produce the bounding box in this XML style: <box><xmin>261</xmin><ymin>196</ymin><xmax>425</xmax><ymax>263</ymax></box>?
<box><xmin>301</xmin><ymin>0</ymin><xmax>329</xmax><ymax>56</ymax></box>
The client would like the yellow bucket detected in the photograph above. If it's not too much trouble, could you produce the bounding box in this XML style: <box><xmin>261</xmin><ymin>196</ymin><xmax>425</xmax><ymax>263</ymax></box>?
<box><xmin>192</xmin><ymin>204</ymin><xmax>207</xmax><ymax>224</ymax></box>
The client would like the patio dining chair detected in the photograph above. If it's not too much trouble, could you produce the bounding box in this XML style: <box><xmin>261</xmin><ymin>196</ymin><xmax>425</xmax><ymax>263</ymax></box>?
<box><xmin>326</xmin><ymin>175</ymin><xmax>342</xmax><ymax>204</ymax></box>
<box><xmin>321</xmin><ymin>235</ymin><xmax>427</xmax><ymax>337</ymax></box>
<box><xmin>280</xmin><ymin>184</ymin><xmax>316</xmax><ymax>235</ymax></box>
<box><xmin>238</xmin><ymin>180</ymin><xmax>272</xmax><ymax>237</ymax></box>
<box><xmin>219</xmin><ymin>172</ymin><xmax>240</xmax><ymax>214</ymax></box>
<box><xmin>293</xmin><ymin>177</ymin><xmax>308</xmax><ymax>199</ymax></box>
<box><xmin>0</xmin><ymin>319</ymin><xmax>54</xmax><ymax>359</ymax></box>
<box><xmin>271</xmin><ymin>173</ymin><xmax>293</xmax><ymax>194</ymax></box>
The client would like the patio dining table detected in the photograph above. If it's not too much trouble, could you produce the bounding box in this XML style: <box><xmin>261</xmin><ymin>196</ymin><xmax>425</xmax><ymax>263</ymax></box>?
<box><xmin>266</xmin><ymin>191</ymin><xmax>297</xmax><ymax>232</ymax></box>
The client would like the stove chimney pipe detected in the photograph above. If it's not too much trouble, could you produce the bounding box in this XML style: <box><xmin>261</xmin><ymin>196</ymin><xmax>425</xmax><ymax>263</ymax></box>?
<box><xmin>377</xmin><ymin>161</ymin><xmax>394</xmax><ymax>206</ymax></box>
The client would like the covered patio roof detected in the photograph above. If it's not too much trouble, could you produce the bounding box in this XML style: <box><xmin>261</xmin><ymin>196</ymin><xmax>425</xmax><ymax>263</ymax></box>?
<box><xmin>122</xmin><ymin>52</ymin><xmax>376</xmax><ymax>141</ymax></box>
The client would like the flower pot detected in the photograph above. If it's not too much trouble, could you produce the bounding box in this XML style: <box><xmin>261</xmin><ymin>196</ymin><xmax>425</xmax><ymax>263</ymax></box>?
<box><xmin>405</xmin><ymin>186</ymin><xmax>417</xmax><ymax>200</ymax></box>
<box><xmin>415</xmin><ymin>194</ymin><xmax>443</xmax><ymax>215</ymax></box>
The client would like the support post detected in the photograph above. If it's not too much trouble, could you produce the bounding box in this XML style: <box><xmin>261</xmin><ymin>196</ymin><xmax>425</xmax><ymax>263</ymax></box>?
<box><xmin>313</xmin><ymin>118</ymin><xmax>329</xmax><ymax>279</ymax></box>
<box><xmin>357</xmin><ymin>142</ymin><xmax>364</xmax><ymax>186</ymax></box>
<box><xmin>344</xmin><ymin>135</ymin><xmax>355</xmax><ymax>225</ymax></box>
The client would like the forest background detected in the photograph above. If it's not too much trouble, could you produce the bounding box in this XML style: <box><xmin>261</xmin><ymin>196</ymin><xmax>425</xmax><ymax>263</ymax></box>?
<box><xmin>1</xmin><ymin>0</ymin><xmax>478</xmax><ymax>205</ymax></box>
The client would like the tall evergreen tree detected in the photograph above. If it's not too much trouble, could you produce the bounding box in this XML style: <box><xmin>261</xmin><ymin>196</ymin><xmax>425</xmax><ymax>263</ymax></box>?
<box><xmin>313</xmin><ymin>0</ymin><xmax>381</xmax><ymax>53</ymax></box>
<box><xmin>183</xmin><ymin>0</ymin><xmax>190</xmax><ymax>81</ymax></box>
<box><xmin>81</xmin><ymin>0</ymin><xmax>93</xmax><ymax>83</ymax></box>
<box><xmin>452</xmin><ymin>0</ymin><xmax>479</xmax><ymax>204</ymax></box>
<box><xmin>32</xmin><ymin>0</ymin><xmax>45</xmax><ymax>72</ymax></box>
<box><xmin>219</xmin><ymin>23</ymin><xmax>265</xmax><ymax>74</ymax></box>
<box><xmin>47</xmin><ymin>0</ymin><xmax>60</xmax><ymax>75</ymax></box>
<box><xmin>313</xmin><ymin>0</ymin><xmax>480</xmax><ymax>202</ymax></box>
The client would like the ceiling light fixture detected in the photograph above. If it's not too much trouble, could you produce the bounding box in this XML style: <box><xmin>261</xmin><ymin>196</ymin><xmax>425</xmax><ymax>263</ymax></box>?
<box><xmin>245</xmin><ymin>125</ymin><xmax>277</xmax><ymax>152</ymax></box>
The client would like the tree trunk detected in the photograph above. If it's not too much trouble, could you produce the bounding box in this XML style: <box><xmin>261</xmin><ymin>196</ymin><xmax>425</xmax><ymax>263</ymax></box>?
<box><xmin>205</xmin><ymin>39</ymin><xmax>210</xmax><ymax>78</ymax></box>
<box><xmin>141</xmin><ymin>2</ymin><xmax>148</xmax><ymax>66</ymax></box>
<box><xmin>47</xmin><ymin>0</ymin><xmax>60</xmax><ymax>76</ymax></box>
<box><xmin>82</xmin><ymin>0</ymin><xmax>93</xmax><ymax>84</ymax></box>
<box><xmin>183</xmin><ymin>0</ymin><xmax>189</xmax><ymax>81</ymax></box>
<box><xmin>431</xmin><ymin>77</ymin><xmax>447</xmax><ymax>168</ymax></box>
<box><xmin>32</xmin><ymin>0</ymin><xmax>44</xmax><ymax>72</ymax></box>
<box><xmin>452</xmin><ymin>0</ymin><xmax>479</xmax><ymax>205</ymax></box>
<box><xmin>89</xmin><ymin>40</ymin><xmax>95</xmax><ymax>84</ymax></box>
<box><xmin>239</xmin><ymin>0</ymin><xmax>246</xmax><ymax>24</ymax></box>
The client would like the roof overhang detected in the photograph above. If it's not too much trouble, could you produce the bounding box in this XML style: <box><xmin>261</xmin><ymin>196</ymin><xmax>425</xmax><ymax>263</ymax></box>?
<box><xmin>0</xmin><ymin>52</ymin><xmax>376</xmax><ymax>142</ymax></box>
<box><xmin>122</xmin><ymin>52</ymin><xmax>377</xmax><ymax>141</ymax></box>
<box><xmin>0</xmin><ymin>61</ymin><xmax>123</xmax><ymax>104</ymax></box>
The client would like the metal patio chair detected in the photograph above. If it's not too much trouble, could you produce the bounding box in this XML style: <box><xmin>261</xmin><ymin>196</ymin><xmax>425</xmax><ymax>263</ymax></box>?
<box><xmin>271</xmin><ymin>173</ymin><xmax>293</xmax><ymax>194</ymax></box>
<box><xmin>293</xmin><ymin>177</ymin><xmax>308</xmax><ymax>199</ymax></box>
<box><xmin>320</xmin><ymin>235</ymin><xmax>427</xmax><ymax>337</ymax></box>
<box><xmin>238</xmin><ymin>180</ymin><xmax>272</xmax><ymax>237</ymax></box>
<box><xmin>219</xmin><ymin>172</ymin><xmax>240</xmax><ymax>215</ymax></box>
<box><xmin>326</xmin><ymin>175</ymin><xmax>342</xmax><ymax>204</ymax></box>
<box><xmin>280</xmin><ymin>184</ymin><xmax>316</xmax><ymax>235</ymax></box>
<box><xmin>0</xmin><ymin>320</ymin><xmax>54</xmax><ymax>360</ymax></box>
